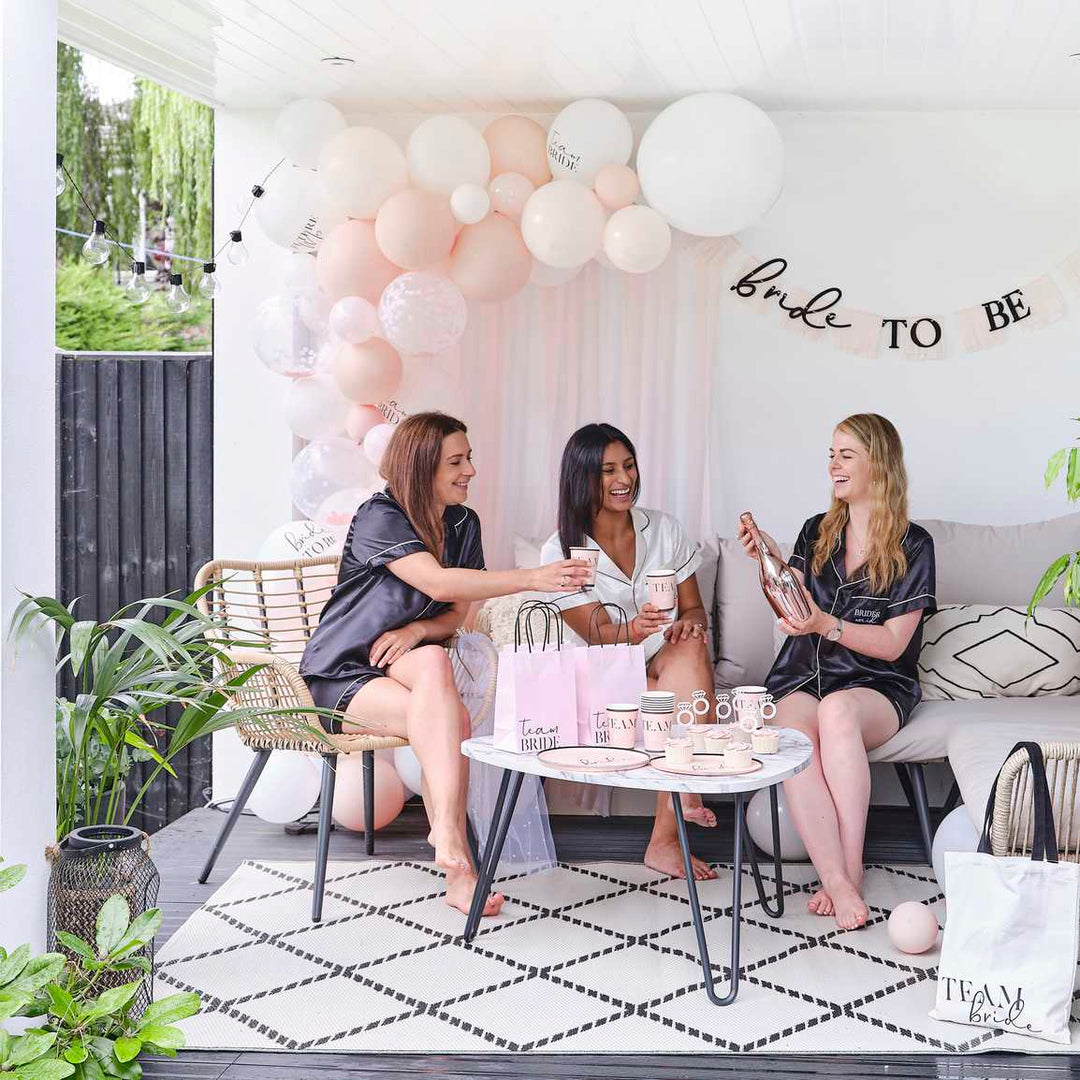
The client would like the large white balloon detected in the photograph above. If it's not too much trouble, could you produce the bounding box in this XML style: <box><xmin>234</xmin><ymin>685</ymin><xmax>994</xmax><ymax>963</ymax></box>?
<box><xmin>283</xmin><ymin>373</ymin><xmax>351</xmax><ymax>440</ymax></box>
<box><xmin>378</xmin><ymin>272</ymin><xmax>467</xmax><ymax>355</ymax></box>
<box><xmin>274</xmin><ymin>98</ymin><xmax>346</xmax><ymax>169</ymax></box>
<box><xmin>279</xmin><ymin>251</ymin><xmax>319</xmax><ymax>293</ymax></box>
<box><xmin>393</xmin><ymin>746</ymin><xmax>423</xmax><ymax>796</ymax></box>
<box><xmin>637</xmin><ymin>92</ymin><xmax>784</xmax><ymax>237</ymax></box>
<box><xmin>603</xmin><ymin>205</ymin><xmax>672</xmax><ymax>274</ymax></box>
<box><xmin>745</xmin><ymin>786</ymin><xmax>808</xmax><ymax>861</ymax></box>
<box><xmin>252</xmin><ymin>294</ymin><xmax>325</xmax><ymax>377</ymax></box>
<box><xmin>248</xmin><ymin>752</ymin><xmax>322</xmax><ymax>824</ymax></box>
<box><xmin>407</xmin><ymin>116</ymin><xmax>491</xmax><ymax>195</ymax></box>
<box><xmin>258</xmin><ymin>519</ymin><xmax>346</xmax><ymax>561</ymax></box>
<box><xmin>317</xmin><ymin>126</ymin><xmax>408</xmax><ymax>219</ymax></box>
<box><xmin>291</xmin><ymin>437</ymin><xmax>379</xmax><ymax>519</ymax></box>
<box><xmin>932</xmin><ymin>805</ymin><xmax>980</xmax><ymax>892</ymax></box>
<box><xmin>255</xmin><ymin>167</ymin><xmax>334</xmax><ymax>254</ymax></box>
<box><xmin>520</xmin><ymin>180</ymin><xmax>606</xmax><ymax>268</ymax></box>
<box><xmin>546</xmin><ymin>99</ymin><xmax>633</xmax><ymax>185</ymax></box>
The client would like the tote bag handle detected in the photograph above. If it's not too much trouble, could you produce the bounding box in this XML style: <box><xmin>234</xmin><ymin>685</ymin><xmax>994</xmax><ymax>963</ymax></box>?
<box><xmin>587</xmin><ymin>603</ymin><xmax>631</xmax><ymax>647</ymax></box>
<box><xmin>978</xmin><ymin>741</ymin><xmax>1059</xmax><ymax>863</ymax></box>
<box><xmin>514</xmin><ymin>600</ymin><xmax>564</xmax><ymax>653</ymax></box>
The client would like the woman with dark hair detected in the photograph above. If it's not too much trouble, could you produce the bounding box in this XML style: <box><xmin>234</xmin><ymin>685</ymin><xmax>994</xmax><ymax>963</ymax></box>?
<box><xmin>301</xmin><ymin>412</ymin><xmax>589</xmax><ymax>917</ymax></box>
<box><xmin>739</xmin><ymin>414</ymin><xmax>935</xmax><ymax>929</ymax></box>
<box><xmin>541</xmin><ymin>423</ymin><xmax>719</xmax><ymax>881</ymax></box>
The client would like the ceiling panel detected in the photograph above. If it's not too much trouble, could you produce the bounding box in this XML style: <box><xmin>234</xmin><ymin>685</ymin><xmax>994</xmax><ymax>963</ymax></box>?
<box><xmin>59</xmin><ymin>0</ymin><xmax>1080</xmax><ymax>113</ymax></box>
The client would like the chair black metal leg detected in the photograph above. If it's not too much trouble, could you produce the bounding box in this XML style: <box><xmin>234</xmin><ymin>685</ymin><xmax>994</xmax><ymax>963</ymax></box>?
<box><xmin>198</xmin><ymin>749</ymin><xmax>271</xmax><ymax>884</ymax></box>
<box><xmin>673</xmin><ymin>790</ymin><xmax>744</xmax><ymax>1006</ymax></box>
<box><xmin>362</xmin><ymin>750</ymin><xmax>375</xmax><ymax>856</ymax></box>
<box><xmin>463</xmin><ymin>769</ymin><xmax>524</xmax><ymax>943</ymax></box>
<box><xmin>907</xmin><ymin>763</ymin><xmax>935</xmax><ymax>864</ymax></box>
<box><xmin>942</xmin><ymin>779</ymin><xmax>961</xmax><ymax>815</ymax></box>
<box><xmin>312</xmin><ymin>754</ymin><xmax>337</xmax><ymax>923</ymax></box>
<box><xmin>742</xmin><ymin>784</ymin><xmax>785</xmax><ymax>917</ymax></box>
<box><xmin>893</xmin><ymin>762</ymin><xmax>916</xmax><ymax>808</ymax></box>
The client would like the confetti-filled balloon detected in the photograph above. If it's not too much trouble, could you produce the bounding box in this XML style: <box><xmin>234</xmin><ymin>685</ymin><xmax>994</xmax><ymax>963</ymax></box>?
<box><xmin>378</xmin><ymin>272</ymin><xmax>467</xmax><ymax>356</ymax></box>
<box><xmin>290</xmin><ymin>437</ymin><xmax>378</xmax><ymax>519</ymax></box>
<box><xmin>252</xmin><ymin>294</ymin><xmax>325</xmax><ymax>377</ymax></box>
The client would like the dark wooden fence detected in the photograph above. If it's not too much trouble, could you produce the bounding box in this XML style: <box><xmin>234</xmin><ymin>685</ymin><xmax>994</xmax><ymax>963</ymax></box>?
<box><xmin>57</xmin><ymin>352</ymin><xmax>213</xmax><ymax>833</ymax></box>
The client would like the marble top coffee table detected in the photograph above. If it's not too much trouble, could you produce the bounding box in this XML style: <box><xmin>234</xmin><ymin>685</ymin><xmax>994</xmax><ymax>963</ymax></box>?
<box><xmin>460</xmin><ymin>729</ymin><xmax>814</xmax><ymax>1006</ymax></box>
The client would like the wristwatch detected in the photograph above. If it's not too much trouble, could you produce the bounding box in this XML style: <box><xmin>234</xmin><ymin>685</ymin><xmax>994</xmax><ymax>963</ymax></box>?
<box><xmin>825</xmin><ymin>617</ymin><xmax>843</xmax><ymax>643</ymax></box>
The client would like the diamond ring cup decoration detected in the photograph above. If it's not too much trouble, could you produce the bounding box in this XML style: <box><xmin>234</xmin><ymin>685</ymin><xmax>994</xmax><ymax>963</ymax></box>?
<box><xmin>676</xmin><ymin>701</ymin><xmax>694</xmax><ymax>726</ymax></box>
<box><xmin>715</xmin><ymin>692</ymin><xmax>732</xmax><ymax>722</ymax></box>
<box><xmin>733</xmin><ymin>685</ymin><xmax>777</xmax><ymax>732</ymax></box>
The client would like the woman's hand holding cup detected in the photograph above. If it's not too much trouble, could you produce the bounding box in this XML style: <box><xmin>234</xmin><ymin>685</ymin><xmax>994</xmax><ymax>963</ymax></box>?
<box><xmin>529</xmin><ymin>559</ymin><xmax>593</xmax><ymax>593</ymax></box>
<box><xmin>630</xmin><ymin>603</ymin><xmax>670</xmax><ymax>642</ymax></box>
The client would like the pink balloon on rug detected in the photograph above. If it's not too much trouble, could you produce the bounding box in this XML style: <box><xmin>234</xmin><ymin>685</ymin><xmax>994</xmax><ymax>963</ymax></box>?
<box><xmin>331</xmin><ymin>754</ymin><xmax>406</xmax><ymax>832</ymax></box>
<box><xmin>488</xmin><ymin>172</ymin><xmax>534</xmax><ymax>220</ymax></box>
<box><xmin>333</xmin><ymin>339</ymin><xmax>402</xmax><ymax>403</ymax></box>
<box><xmin>594</xmin><ymin>164</ymin><xmax>640</xmax><ymax>211</ymax></box>
<box><xmin>887</xmin><ymin>902</ymin><xmax>939</xmax><ymax>954</ymax></box>
<box><xmin>449</xmin><ymin>214</ymin><xmax>531</xmax><ymax>302</ymax></box>
<box><xmin>317</xmin><ymin>219</ymin><xmax>401</xmax><ymax>303</ymax></box>
<box><xmin>346</xmin><ymin>403</ymin><xmax>385</xmax><ymax>442</ymax></box>
<box><xmin>363</xmin><ymin>422</ymin><xmax>396</xmax><ymax>467</ymax></box>
<box><xmin>483</xmin><ymin>115</ymin><xmax>551</xmax><ymax>187</ymax></box>
<box><xmin>375</xmin><ymin>188</ymin><xmax>456</xmax><ymax>270</ymax></box>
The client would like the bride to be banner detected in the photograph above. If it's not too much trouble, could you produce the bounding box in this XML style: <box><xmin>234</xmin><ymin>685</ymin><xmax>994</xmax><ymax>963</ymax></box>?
<box><xmin>714</xmin><ymin>235</ymin><xmax>1073</xmax><ymax>361</ymax></box>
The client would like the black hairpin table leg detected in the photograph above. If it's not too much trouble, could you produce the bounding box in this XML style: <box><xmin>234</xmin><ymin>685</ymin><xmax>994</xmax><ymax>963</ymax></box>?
<box><xmin>462</xmin><ymin>768</ymin><xmax>524</xmax><ymax>943</ymax></box>
<box><xmin>742</xmin><ymin>783</ymin><xmax>785</xmax><ymax>918</ymax></box>
<box><xmin>672</xmin><ymin>789</ymin><xmax>744</xmax><ymax>1006</ymax></box>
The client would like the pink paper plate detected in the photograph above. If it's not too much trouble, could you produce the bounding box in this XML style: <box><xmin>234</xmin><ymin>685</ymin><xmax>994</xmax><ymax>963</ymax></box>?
<box><xmin>536</xmin><ymin>746</ymin><xmax>651</xmax><ymax>773</ymax></box>
<box><xmin>649</xmin><ymin>754</ymin><xmax>764</xmax><ymax>777</ymax></box>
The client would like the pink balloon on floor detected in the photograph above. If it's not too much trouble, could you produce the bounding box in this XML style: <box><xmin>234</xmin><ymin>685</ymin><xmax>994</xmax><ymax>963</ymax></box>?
<box><xmin>488</xmin><ymin>172</ymin><xmax>534</xmax><ymax>220</ymax></box>
<box><xmin>594</xmin><ymin>163</ymin><xmax>640</xmax><ymax>211</ymax></box>
<box><xmin>449</xmin><ymin>213</ymin><xmax>531</xmax><ymax>301</ymax></box>
<box><xmin>317</xmin><ymin>219</ymin><xmax>401</xmax><ymax>303</ymax></box>
<box><xmin>375</xmin><ymin>188</ymin><xmax>456</xmax><ymax>270</ymax></box>
<box><xmin>363</xmin><ymin>422</ymin><xmax>396</xmax><ymax>467</ymax></box>
<box><xmin>346</xmin><ymin>403</ymin><xmax>385</xmax><ymax>442</ymax></box>
<box><xmin>887</xmin><ymin>902</ymin><xmax>939</xmax><ymax>954</ymax></box>
<box><xmin>334</xmin><ymin>339</ymin><xmax>402</xmax><ymax>403</ymax></box>
<box><xmin>484</xmin><ymin>115</ymin><xmax>551</xmax><ymax>187</ymax></box>
<box><xmin>331</xmin><ymin>754</ymin><xmax>406</xmax><ymax>832</ymax></box>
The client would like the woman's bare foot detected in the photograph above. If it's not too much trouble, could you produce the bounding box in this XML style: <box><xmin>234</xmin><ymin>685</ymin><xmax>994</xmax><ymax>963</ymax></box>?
<box><xmin>444</xmin><ymin>867</ymin><xmax>504</xmax><ymax>917</ymax></box>
<box><xmin>825</xmin><ymin>874</ymin><xmax>869</xmax><ymax>930</ymax></box>
<box><xmin>807</xmin><ymin>887</ymin><xmax>834</xmax><ymax>916</ymax></box>
<box><xmin>644</xmin><ymin>838</ymin><xmax>717</xmax><ymax>881</ymax></box>
<box><xmin>427</xmin><ymin>827</ymin><xmax>471</xmax><ymax>874</ymax></box>
<box><xmin>680</xmin><ymin>795</ymin><xmax>717</xmax><ymax>828</ymax></box>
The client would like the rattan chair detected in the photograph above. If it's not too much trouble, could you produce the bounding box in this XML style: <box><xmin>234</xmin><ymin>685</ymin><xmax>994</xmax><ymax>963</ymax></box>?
<box><xmin>989</xmin><ymin>741</ymin><xmax>1080</xmax><ymax>859</ymax></box>
<box><xmin>193</xmin><ymin>556</ymin><xmax>406</xmax><ymax>921</ymax></box>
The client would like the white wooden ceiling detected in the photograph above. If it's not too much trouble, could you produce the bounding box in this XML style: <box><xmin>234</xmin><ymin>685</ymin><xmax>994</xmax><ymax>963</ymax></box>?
<box><xmin>59</xmin><ymin>0</ymin><xmax>1080</xmax><ymax>113</ymax></box>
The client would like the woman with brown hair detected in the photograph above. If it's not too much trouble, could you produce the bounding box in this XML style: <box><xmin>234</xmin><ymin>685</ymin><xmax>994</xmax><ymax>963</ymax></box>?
<box><xmin>738</xmin><ymin>414</ymin><xmax>935</xmax><ymax>930</ymax></box>
<box><xmin>301</xmin><ymin>412</ymin><xmax>589</xmax><ymax>917</ymax></box>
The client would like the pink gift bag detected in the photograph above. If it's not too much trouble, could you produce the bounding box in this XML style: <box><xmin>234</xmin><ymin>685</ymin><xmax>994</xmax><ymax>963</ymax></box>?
<box><xmin>574</xmin><ymin>605</ymin><xmax>647</xmax><ymax>745</ymax></box>
<box><xmin>492</xmin><ymin>601</ymin><xmax>579</xmax><ymax>754</ymax></box>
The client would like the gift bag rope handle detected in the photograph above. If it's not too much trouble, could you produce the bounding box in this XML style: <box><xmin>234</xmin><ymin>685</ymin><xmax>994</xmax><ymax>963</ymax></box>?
<box><xmin>979</xmin><ymin>740</ymin><xmax>1059</xmax><ymax>862</ymax></box>
<box><xmin>514</xmin><ymin>599</ymin><xmax>564</xmax><ymax>653</ymax></box>
<box><xmin>587</xmin><ymin>602</ymin><xmax>631</xmax><ymax>647</ymax></box>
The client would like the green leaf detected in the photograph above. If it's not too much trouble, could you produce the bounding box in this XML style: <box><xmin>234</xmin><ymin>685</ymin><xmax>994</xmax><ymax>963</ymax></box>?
<box><xmin>136</xmin><ymin>992</ymin><xmax>200</xmax><ymax>1029</ymax></box>
<box><xmin>81</xmin><ymin>981</ymin><xmax>140</xmax><ymax>1021</ymax></box>
<box><xmin>1045</xmin><ymin>447</ymin><xmax>1069</xmax><ymax>490</ymax></box>
<box><xmin>1065</xmin><ymin>555</ymin><xmax>1080</xmax><ymax>608</ymax></box>
<box><xmin>8</xmin><ymin>1030</ymin><xmax>57</xmax><ymax>1067</ymax></box>
<box><xmin>0</xmin><ymin>861</ymin><xmax>27</xmax><ymax>894</ymax></box>
<box><xmin>54</xmin><ymin>934</ymin><xmax>94</xmax><ymax>963</ymax></box>
<box><xmin>109</xmin><ymin>958</ymin><xmax>150</xmax><ymax>976</ymax></box>
<box><xmin>12</xmin><ymin>1061</ymin><xmax>77</xmax><ymax>1080</ymax></box>
<box><xmin>5</xmin><ymin>954</ymin><xmax>65</xmax><ymax>997</ymax></box>
<box><xmin>95</xmin><ymin>896</ymin><xmax>129</xmax><ymax>957</ymax></box>
<box><xmin>109</xmin><ymin>909</ymin><xmax>160</xmax><ymax>957</ymax></box>
<box><xmin>136</xmin><ymin>1025</ymin><xmax>184</xmax><ymax>1051</ymax></box>
<box><xmin>73</xmin><ymin>1058</ymin><xmax>106</xmax><ymax>1080</ymax></box>
<box><xmin>111</xmin><ymin>1039</ymin><xmax>140</xmax><ymax>1064</ymax></box>
<box><xmin>0</xmin><ymin>1029</ymin><xmax>8</xmax><ymax>1066</ymax></box>
<box><xmin>46</xmin><ymin>984</ymin><xmax>76</xmax><ymax>1023</ymax></box>
<box><xmin>81</xmin><ymin>1037</ymin><xmax>139</xmax><ymax>1080</ymax></box>
<box><xmin>1029</xmin><ymin>553</ymin><xmax>1072</xmax><ymax>616</ymax></box>
<box><xmin>1069</xmin><ymin>447</ymin><xmax>1080</xmax><ymax>501</ymax></box>
<box><xmin>63</xmin><ymin>1041</ymin><xmax>88</xmax><ymax>1064</ymax></box>
<box><xmin>0</xmin><ymin>991</ymin><xmax>30</xmax><ymax>1023</ymax></box>
<box><xmin>0</xmin><ymin>943</ymin><xmax>31</xmax><ymax>987</ymax></box>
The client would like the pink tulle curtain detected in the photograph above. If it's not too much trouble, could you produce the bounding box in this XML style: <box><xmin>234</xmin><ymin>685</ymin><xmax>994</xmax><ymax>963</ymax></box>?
<box><xmin>455</xmin><ymin>233</ymin><xmax>728</xmax><ymax>569</ymax></box>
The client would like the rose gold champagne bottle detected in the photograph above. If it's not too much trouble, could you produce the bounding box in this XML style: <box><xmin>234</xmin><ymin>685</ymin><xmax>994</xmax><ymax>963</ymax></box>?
<box><xmin>740</xmin><ymin>511</ymin><xmax>812</xmax><ymax>622</ymax></box>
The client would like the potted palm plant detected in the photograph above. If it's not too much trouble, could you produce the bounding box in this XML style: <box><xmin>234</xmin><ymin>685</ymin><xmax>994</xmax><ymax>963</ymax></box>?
<box><xmin>1029</xmin><ymin>425</ymin><xmax>1080</xmax><ymax>611</ymax></box>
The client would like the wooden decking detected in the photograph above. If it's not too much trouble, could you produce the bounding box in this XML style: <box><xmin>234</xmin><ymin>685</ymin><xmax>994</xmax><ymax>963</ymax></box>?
<box><xmin>146</xmin><ymin>803</ymin><xmax>1079</xmax><ymax>1079</ymax></box>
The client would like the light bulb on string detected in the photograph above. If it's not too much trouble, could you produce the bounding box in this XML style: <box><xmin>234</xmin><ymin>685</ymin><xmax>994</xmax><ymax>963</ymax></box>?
<box><xmin>234</xmin><ymin>184</ymin><xmax>264</xmax><ymax>217</ymax></box>
<box><xmin>82</xmin><ymin>220</ymin><xmax>111</xmax><ymax>266</ymax></box>
<box><xmin>226</xmin><ymin>229</ymin><xmax>249</xmax><ymax>266</ymax></box>
<box><xmin>164</xmin><ymin>273</ymin><xmax>191</xmax><ymax>314</ymax></box>
<box><xmin>197</xmin><ymin>262</ymin><xmax>221</xmax><ymax>301</ymax></box>
<box><xmin>55</xmin><ymin>153</ymin><xmax>66</xmax><ymax>198</ymax></box>
<box><xmin>124</xmin><ymin>260</ymin><xmax>151</xmax><ymax>305</ymax></box>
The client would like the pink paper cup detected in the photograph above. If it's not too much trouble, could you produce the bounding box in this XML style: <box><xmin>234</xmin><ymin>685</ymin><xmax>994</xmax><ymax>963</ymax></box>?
<box><xmin>605</xmin><ymin>705</ymin><xmax>638</xmax><ymax>748</ymax></box>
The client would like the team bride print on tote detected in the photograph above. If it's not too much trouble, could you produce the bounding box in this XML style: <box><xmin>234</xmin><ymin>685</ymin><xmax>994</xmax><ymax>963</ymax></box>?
<box><xmin>517</xmin><ymin>719</ymin><xmax>561</xmax><ymax>754</ymax></box>
<box><xmin>940</xmin><ymin>977</ymin><xmax>1041</xmax><ymax>1035</ymax></box>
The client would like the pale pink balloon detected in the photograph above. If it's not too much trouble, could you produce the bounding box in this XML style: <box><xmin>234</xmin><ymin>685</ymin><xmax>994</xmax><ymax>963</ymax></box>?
<box><xmin>316</xmin><ymin>219</ymin><xmax>401</xmax><ymax>304</ymax></box>
<box><xmin>603</xmin><ymin>204</ymin><xmax>672</xmax><ymax>274</ymax></box>
<box><xmin>345</xmin><ymin>403</ymin><xmax>384</xmax><ymax>442</ymax></box>
<box><xmin>484</xmin><ymin>115</ymin><xmax>551</xmax><ymax>187</ymax></box>
<box><xmin>449</xmin><ymin>214</ymin><xmax>531</xmax><ymax>302</ymax></box>
<box><xmin>488</xmin><ymin>172</ymin><xmax>535</xmax><ymax>220</ymax></box>
<box><xmin>333</xmin><ymin>339</ymin><xmax>403</xmax><ymax>403</ymax></box>
<box><xmin>329</xmin><ymin>296</ymin><xmax>380</xmax><ymax>344</ymax></box>
<box><xmin>594</xmin><ymin>164</ymin><xmax>640</xmax><ymax>212</ymax></box>
<box><xmin>363</xmin><ymin>422</ymin><xmax>396</xmax><ymax>467</ymax></box>
<box><xmin>331</xmin><ymin>754</ymin><xmax>405</xmax><ymax>831</ymax></box>
<box><xmin>887</xmin><ymin>902</ymin><xmax>940</xmax><ymax>955</ymax></box>
<box><xmin>374</xmin><ymin>188</ymin><xmax>456</xmax><ymax>270</ymax></box>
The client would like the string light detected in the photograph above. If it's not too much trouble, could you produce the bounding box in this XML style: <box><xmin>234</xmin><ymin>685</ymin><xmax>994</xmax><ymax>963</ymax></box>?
<box><xmin>81</xmin><ymin>220</ymin><xmax>111</xmax><ymax>265</ymax></box>
<box><xmin>164</xmin><ymin>273</ymin><xmax>191</xmax><ymax>314</ymax></box>
<box><xmin>226</xmin><ymin>229</ymin><xmax>249</xmax><ymax>266</ymax></box>
<box><xmin>197</xmin><ymin>262</ymin><xmax>221</xmax><ymax>301</ymax></box>
<box><xmin>124</xmin><ymin>260</ymin><xmax>151</xmax><ymax>305</ymax></box>
<box><xmin>56</xmin><ymin>153</ymin><xmax>66</xmax><ymax>198</ymax></box>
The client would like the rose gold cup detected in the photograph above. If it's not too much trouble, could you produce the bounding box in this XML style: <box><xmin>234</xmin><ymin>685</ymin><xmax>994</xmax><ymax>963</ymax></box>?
<box><xmin>646</xmin><ymin>569</ymin><xmax>677</xmax><ymax>611</ymax></box>
<box><xmin>569</xmin><ymin>546</ymin><xmax>599</xmax><ymax>588</ymax></box>
<box><xmin>606</xmin><ymin>704</ymin><xmax>638</xmax><ymax>749</ymax></box>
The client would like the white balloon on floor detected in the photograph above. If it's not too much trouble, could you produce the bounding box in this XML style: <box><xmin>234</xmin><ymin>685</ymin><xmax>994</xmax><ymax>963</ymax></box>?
<box><xmin>407</xmin><ymin>115</ymin><xmax>491</xmax><ymax>195</ymax></box>
<box><xmin>274</xmin><ymin>98</ymin><xmax>346</xmax><ymax>169</ymax></box>
<box><xmin>283</xmin><ymin>374</ymin><xmax>351</xmax><ymax>441</ymax></box>
<box><xmin>546</xmin><ymin>99</ymin><xmax>633</xmax><ymax>185</ymax></box>
<box><xmin>745</xmin><ymin>786</ymin><xmax>808</xmax><ymax>861</ymax></box>
<box><xmin>932</xmin><ymin>805</ymin><xmax>980</xmax><ymax>891</ymax></box>
<box><xmin>248</xmin><ymin>752</ymin><xmax>322</xmax><ymax>824</ymax></box>
<box><xmin>393</xmin><ymin>746</ymin><xmax>423</xmax><ymax>796</ymax></box>
<box><xmin>636</xmin><ymin>92</ymin><xmax>784</xmax><ymax>237</ymax></box>
<box><xmin>291</xmin><ymin>437</ymin><xmax>379</xmax><ymax>519</ymax></box>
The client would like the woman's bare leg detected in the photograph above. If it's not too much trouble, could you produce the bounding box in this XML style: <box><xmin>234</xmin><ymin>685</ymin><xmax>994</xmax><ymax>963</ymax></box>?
<box><xmin>344</xmin><ymin>647</ymin><xmax>503</xmax><ymax>917</ymax></box>
<box><xmin>643</xmin><ymin>636</ymin><xmax>717</xmax><ymax>881</ymax></box>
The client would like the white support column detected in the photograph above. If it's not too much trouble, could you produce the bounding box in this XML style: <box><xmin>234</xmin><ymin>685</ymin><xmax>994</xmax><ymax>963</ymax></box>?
<box><xmin>0</xmin><ymin>0</ymin><xmax>58</xmax><ymax>948</ymax></box>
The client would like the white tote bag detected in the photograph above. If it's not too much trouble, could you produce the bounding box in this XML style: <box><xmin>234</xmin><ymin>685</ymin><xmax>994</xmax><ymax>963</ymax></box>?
<box><xmin>573</xmin><ymin>604</ymin><xmax>648</xmax><ymax>745</ymax></box>
<box><xmin>932</xmin><ymin>742</ymin><xmax>1080</xmax><ymax>1044</ymax></box>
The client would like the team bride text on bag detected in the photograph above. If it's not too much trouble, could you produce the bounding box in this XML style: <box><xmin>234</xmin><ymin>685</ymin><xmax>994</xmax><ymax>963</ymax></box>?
<box><xmin>573</xmin><ymin>604</ymin><xmax>647</xmax><ymax>745</ymax></box>
<box><xmin>931</xmin><ymin>742</ymin><xmax>1080</xmax><ymax>1044</ymax></box>
<box><xmin>492</xmin><ymin>601</ymin><xmax>578</xmax><ymax>754</ymax></box>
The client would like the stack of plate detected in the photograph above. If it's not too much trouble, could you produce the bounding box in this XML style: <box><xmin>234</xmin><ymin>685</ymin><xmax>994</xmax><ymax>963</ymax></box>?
<box><xmin>639</xmin><ymin>690</ymin><xmax>676</xmax><ymax>714</ymax></box>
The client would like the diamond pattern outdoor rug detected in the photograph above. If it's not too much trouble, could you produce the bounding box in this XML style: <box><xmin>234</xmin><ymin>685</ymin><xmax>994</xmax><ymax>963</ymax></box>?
<box><xmin>155</xmin><ymin>859</ymin><xmax>1080</xmax><ymax>1054</ymax></box>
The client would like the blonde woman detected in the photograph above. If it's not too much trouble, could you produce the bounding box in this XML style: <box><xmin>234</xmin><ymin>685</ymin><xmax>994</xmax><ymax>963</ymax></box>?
<box><xmin>738</xmin><ymin>414</ymin><xmax>935</xmax><ymax>930</ymax></box>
